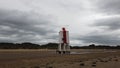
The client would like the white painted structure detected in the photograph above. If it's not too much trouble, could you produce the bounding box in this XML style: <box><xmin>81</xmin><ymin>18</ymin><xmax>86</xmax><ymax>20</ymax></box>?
<box><xmin>56</xmin><ymin>28</ymin><xmax>70</xmax><ymax>54</ymax></box>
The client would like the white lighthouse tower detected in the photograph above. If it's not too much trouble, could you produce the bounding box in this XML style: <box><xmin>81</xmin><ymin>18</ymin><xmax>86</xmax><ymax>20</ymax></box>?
<box><xmin>56</xmin><ymin>27</ymin><xmax>70</xmax><ymax>54</ymax></box>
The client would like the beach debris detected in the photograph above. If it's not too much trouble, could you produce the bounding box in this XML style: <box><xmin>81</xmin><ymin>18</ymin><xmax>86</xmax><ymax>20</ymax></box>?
<box><xmin>31</xmin><ymin>66</ymin><xmax>40</xmax><ymax>68</ymax></box>
<box><xmin>92</xmin><ymin>64</ymin><xmax>96</xmax><ymax>67</ymax></box>
<box><xmin>90</xmin><ymin>61</ymin><xmax>97</xmax><ymax>67</ymax></box>
<box><xmin>114</xmin><ymin>59</ymin><xmax>118</xmax><ymax>61</ymax></box>
<box><xmin>80</xmin><ymin>63</ymin><xmax>85</xmax><ymax>66</ymax></box>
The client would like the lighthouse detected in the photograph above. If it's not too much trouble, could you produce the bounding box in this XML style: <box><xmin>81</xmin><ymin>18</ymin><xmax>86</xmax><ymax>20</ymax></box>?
<box><xmin>56</xmin><ymin>27</ymin><xmax>70</xmax><ymax>54</ymax></box>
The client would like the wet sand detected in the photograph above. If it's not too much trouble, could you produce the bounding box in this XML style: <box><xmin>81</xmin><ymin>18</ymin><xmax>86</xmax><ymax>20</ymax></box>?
<box><xmin>0</xmin><ymin>49</ymin><xmax>120</xmax><ymax>68</ymax></box>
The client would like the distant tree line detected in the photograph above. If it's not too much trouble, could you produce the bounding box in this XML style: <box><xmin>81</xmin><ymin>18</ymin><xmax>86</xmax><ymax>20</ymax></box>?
<box><xmin>71</xmin><ymin>44</ymin><xmax>120</xmax><ymax>49</ymax></box>
<box><xmin>0</xmin><ymin>42</ymin><xmax>58</xmax><ymax>49</ymax></box>
<box><xmin>0</xmin><ymin>43</ymin><xmax>120</xmax><ymax>49</ymax></box>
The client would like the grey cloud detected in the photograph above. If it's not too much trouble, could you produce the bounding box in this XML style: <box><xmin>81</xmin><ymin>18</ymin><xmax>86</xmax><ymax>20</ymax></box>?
<box><xmin>79</xmin><ymin>34</ymin><xmax>120</xmax><ymax>45</ymax></box>
<box><xmin>94</xmin><ymin>0</ymin><xmax>120</xmax><ymax>14</ymax></box>
<box><xmin>0</xmin><ymin>9</ymin><xmax>52</xmax><ymax>35</ymax></box>
<box><xmin>0</xmin><ymin>9</ymin><xmax>56</xmax><ymax>43</ymax></box>
<box><xmin>78</xmin><ymin>16</ymin><xmax>120</xmax><ymax>45</ymax></box>
<box><xmin>79</xmin><ymin>16</ymin><xmax>120</xmax><ymax>45</ymax></box>
<box><xmin>93</xmin><ymin>17</ymin><xmax>120</xmax><ymax>30</ymax></box>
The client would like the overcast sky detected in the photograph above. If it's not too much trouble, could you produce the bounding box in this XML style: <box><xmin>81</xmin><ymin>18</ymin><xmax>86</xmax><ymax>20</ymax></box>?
<box><xmin>0</xmin><ymin>0</ymin><xmax>120</xmax><ymax>46</ymax></box>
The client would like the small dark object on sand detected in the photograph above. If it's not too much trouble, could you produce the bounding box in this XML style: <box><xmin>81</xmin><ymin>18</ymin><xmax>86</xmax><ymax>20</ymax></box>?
<box><xmin>92</xmin><ymin>64</ymin><xmax>96</xmax><ymax>67</ymax></box>
<box><xmin>46</xmin><ymin>66</ymin><xmax>53</xmax><ymax>68</ymax></box>
<box><xmin>115</xmin><ymin>59</ymin><xmax>118</xmax><ymax>61</ymax></box>
<box><xmin>80</xmin><ymin>63</ymin><xmax>85</xmax><ymax>66</ymax></box>
<box><xmin>32</xmin><ymin>66</ymin><xmax>40</xmax><ymax>68</ymax></box>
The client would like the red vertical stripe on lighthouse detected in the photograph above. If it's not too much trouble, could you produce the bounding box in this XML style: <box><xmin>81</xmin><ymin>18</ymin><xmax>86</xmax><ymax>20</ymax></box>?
<box><xmin>62</xmin><ymin>28</ymin><xmax>67</xmax><ymax>44</ymax></box>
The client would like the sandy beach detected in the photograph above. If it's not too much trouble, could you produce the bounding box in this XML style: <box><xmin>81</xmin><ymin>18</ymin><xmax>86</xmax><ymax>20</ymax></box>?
<box><xmin>0</xmin><ymin>49</ymin><xmax>120</xmax><ymax>68</ymax></box>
